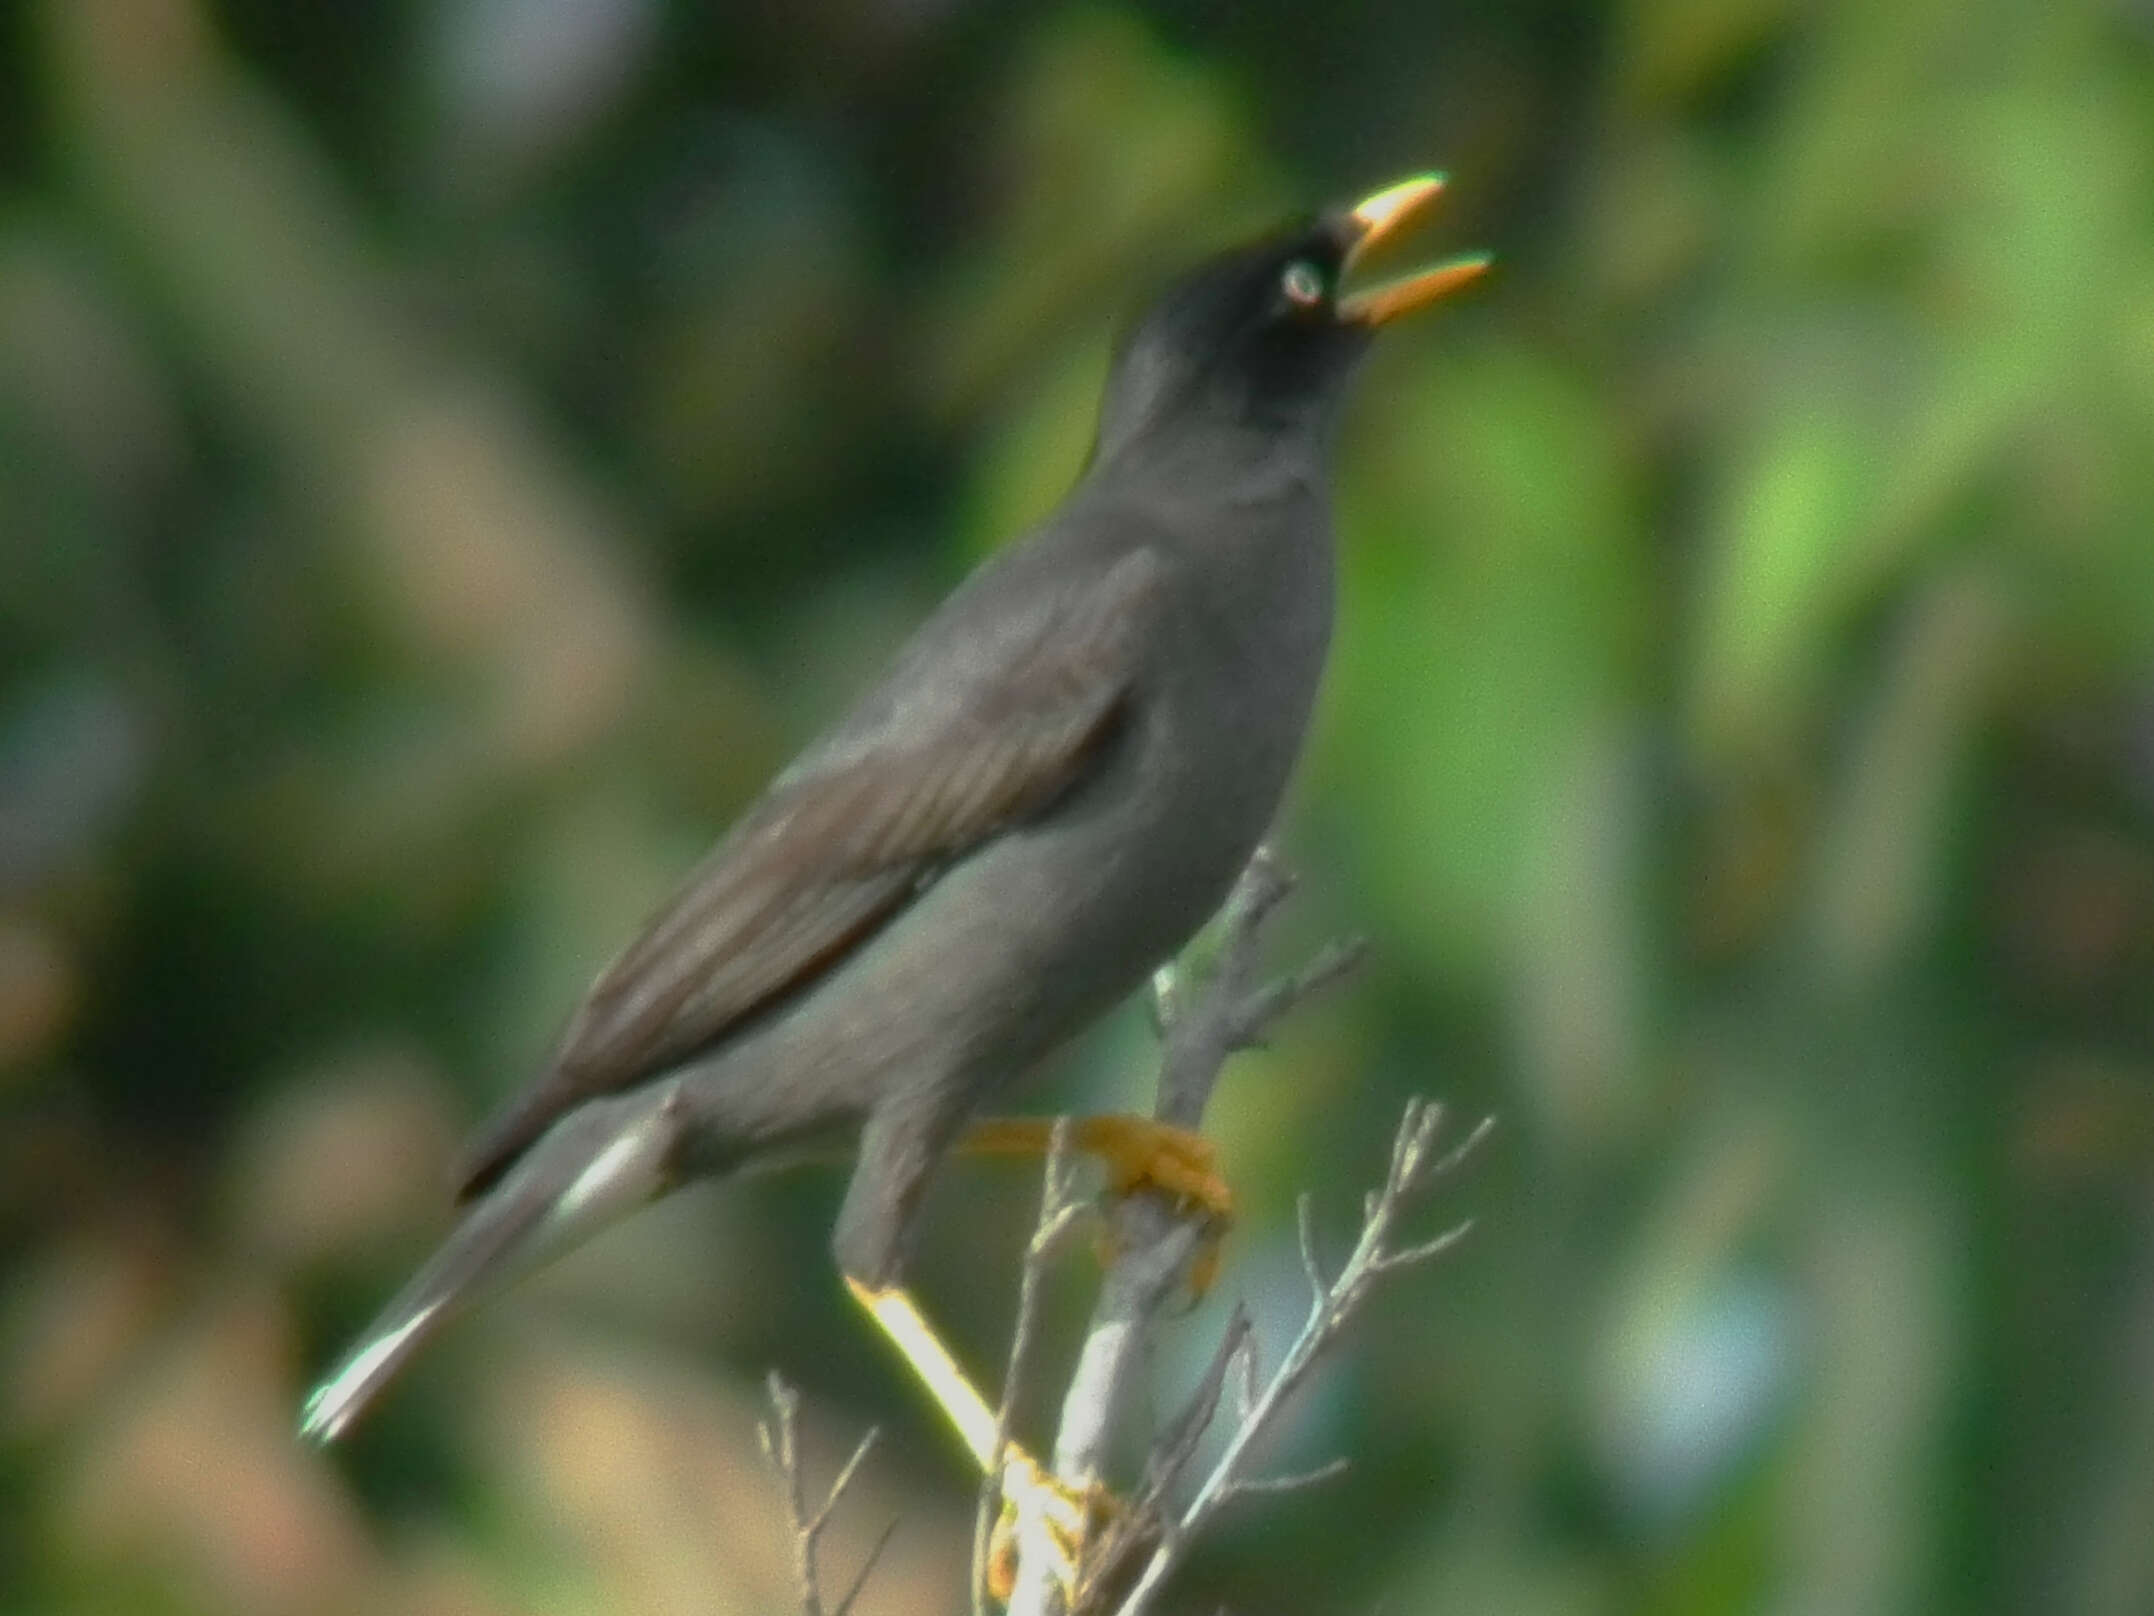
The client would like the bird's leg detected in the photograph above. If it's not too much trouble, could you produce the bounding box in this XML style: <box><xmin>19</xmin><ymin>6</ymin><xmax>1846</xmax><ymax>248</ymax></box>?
<box><xmin>844</xmin><ymin>1276</ymin><xmax>1001</xmax><ymax>1460</ymax></box>
<box><xmin>843</xmin><ymin>1276</ymin><xmax>1110</xmax><ymax>1602</ymax></box>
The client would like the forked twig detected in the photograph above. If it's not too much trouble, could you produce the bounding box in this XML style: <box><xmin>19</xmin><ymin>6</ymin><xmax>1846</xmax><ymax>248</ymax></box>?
<box><xmin>1002</xmin><ymin>849</ymin><xmax>1489</xmax><ymax>1616</ymax></box>
<box><xmin>1105</xmin><ymin>1100</ymin><xmax>1494</xmax><ymax>1615</ymax></box>
<box><xmin>759</xmin><ymin>1371</ymin><xmax>893</xmax><ymax>1616</ymax></box>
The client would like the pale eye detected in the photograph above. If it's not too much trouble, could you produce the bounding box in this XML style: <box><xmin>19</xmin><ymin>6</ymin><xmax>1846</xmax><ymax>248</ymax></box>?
<box><xmin>1280</xmin><ymin>260</ymin><xmax>1325</xmax><ymax>306</ymax></box>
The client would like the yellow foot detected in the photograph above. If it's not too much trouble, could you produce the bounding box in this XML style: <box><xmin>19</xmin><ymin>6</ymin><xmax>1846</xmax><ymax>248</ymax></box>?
<box><xmin>986</xmin><ymin>1446</ymin><xmax>1119</xmax><ymax>1606</ymax></box>
<box><xmin>962</xmin><ymin>1114</ymin><xmax>1232</xmax><ymax>1301</ymax></box>
<box><xmin>961</xmin><ymin>1114</ymin><xmax>1234</xmax><ymax>1222</ymax></box>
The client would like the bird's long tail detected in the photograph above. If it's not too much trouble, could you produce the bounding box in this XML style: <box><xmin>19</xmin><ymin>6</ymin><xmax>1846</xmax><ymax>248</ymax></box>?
<box><xmin>298</xmin><ymin>1084</ymin><xmax>683</xmax><ymax>1445</ymax></box>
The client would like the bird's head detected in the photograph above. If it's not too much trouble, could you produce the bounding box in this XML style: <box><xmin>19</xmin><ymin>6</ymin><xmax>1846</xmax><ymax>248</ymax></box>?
<box><xmin>1092</xmin><ymin>175</ymin><xmax>1489</xmax><ymax>467</ymax></box>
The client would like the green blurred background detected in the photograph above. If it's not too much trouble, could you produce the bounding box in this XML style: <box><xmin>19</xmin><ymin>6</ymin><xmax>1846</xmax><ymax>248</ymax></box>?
<box><xmin>7</xmin><ymin>0</ymin><xmax>2154</xmax><ymax>1611</ymax></box>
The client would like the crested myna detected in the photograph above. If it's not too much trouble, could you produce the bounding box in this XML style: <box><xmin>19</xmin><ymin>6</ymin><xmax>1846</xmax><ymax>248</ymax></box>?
<box><xmin>300</xmin><ymin>172</ymin><xmax>1484</xmax><ymax>1569</ymax></box>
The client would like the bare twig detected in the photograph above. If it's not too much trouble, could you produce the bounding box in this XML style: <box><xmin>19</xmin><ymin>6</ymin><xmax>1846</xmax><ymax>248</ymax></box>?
<box><xmin>1007</xmin><ymin>848</ymin><xmax>1467</xmax><ymax>1616</ymax></box>
<box><xmin>832</xmin><ymin>1518</ymin><xmax>900</xmax><ymax>1616</ymax></box>
<box><xmin>758</xmin><ymin>1371</ymin><xmax>892</xmax><ymax>1616</ymax></box>
<box><xmin>1143</xmin><ymin>1305</ymin><xmax>1253</xmax><ymax>1500</ymax></box>
<box><xmin>1106</xmin><ymin>1100</ymin><xmax>1495</xmax><ymax>1615</ymax></box>
<box><xmin>1213</xmin><ymin>1456</ymin><xmax>1352</xmax><ymax>1503</ymax></box>
<box><xmin>1151</xmin><ymin>849</ymin><xmax>1319</xmax><ymax>1128</ymax></box>
<box><xmin>1223</xmin><ymin>936</ymin><xmax>1368</xmax><ymax>1052</ymax></box>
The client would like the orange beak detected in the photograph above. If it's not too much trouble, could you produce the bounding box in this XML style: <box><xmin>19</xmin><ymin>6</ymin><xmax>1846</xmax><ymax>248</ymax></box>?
<box><xmin>1338</xmin><ymin>174</ymin><xmax>1491</xmax><ymax>326</ymax></box>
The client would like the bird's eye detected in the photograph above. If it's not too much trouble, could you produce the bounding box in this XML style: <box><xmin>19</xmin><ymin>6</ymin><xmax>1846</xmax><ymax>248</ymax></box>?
<box><xmin>1280</xmin><ymin>260</ymin><xmax>1326</xmax><ymax>307</ymax></box>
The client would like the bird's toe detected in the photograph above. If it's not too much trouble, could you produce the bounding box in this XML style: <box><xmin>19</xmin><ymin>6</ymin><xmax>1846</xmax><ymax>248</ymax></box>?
<box><xmin>988</xmin><ymin>1446</ymin><xmax>1120</xmax><ymax>1605</ymax></box>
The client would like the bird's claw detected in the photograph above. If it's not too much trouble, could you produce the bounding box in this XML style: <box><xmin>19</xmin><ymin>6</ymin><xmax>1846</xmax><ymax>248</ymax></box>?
<box><xmin>1078</xmin><ymin>1115</ymin><xmax>1232</xmax><ymax>1301</ymax></box>
<box><xmin>1079</xmin><ymin>1116</ymin><xmax>1232</xmax><ymax>1222</ymax></box>
<box><xmin>955</xmin><ymin>1113</ymin><xmax>1234</xmax><ymax>1297</ymax></box>
<box><xmin>987</xmin><ymin>1447</ymin><xmax>1119</xmax><ymax>1606</ymax></box>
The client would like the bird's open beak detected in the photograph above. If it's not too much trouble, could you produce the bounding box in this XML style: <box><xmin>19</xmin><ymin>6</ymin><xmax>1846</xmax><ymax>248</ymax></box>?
<box><xmin>1338</xmin><ymin>174</ymin><xmax>1491</xmax><ymax>326</ymax></box>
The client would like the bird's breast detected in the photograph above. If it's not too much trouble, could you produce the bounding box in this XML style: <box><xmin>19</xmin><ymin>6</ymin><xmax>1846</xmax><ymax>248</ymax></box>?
<box><xmin>960</xmin><ymin>503</ymin><xmax>1336</xmax><ymax>1038</ymax></box>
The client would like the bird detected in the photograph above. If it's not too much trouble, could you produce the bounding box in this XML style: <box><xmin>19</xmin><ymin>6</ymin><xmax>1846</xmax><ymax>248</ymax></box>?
<box><xmin>298</xmin><ymin>173</ymin><xmax>1484</xmax><ymax>1552</ymax></box>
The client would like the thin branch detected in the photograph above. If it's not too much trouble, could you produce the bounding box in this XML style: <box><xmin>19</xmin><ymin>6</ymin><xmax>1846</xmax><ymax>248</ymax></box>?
<box><xmin>1151</xmin><ymin>849</ymin><xmax>1306</xmax><ymax>1128</ymax></box>
<box><xmin>1107</xmin><ymin>1100</ymin><xmax>1493</xmax><ymax>1616</ymax></box>
<box><xmin>1145</xmin><ymin>1305</ymin><xmax>1253</xmax><ymax>1499</ymax></box>
<box><xmin>1222</xmin><ymin>936</ymin><xmax>1369</xmax><ymax>1052</ymax></box>
<box><xmin>832</xmin><ymin>1519</ymin><xmax>900</xmax><ymax>1616</ymax></box>
<box><xmin>758</xmin><ymin>1370</ymin><xmax>888</xmax><ymax>1616</ymax></box>
<box><xmin>1231</xmin><ymin>1320</ymin><xmax>1259</xmax><ymax>1427</ymax></box>
<box><xmin>1214</xmin><ymin>1456</ymin><xmax>1351</xmax><ymax>1504</ymax></box>
<box><xmin>1147</xmin><ymin>963</ymin><xmax>1183</xmax><ymax>1040</ymax></box>
<box><xmin>808</xmin><ymin>1422</ymin><xmax>884</xmax><ymax>1540</ymax></box>
<box><xmin>1295</xmin><ymin>1194</ymin><xmax>1326</xmax><ymax>1297</ymax></box>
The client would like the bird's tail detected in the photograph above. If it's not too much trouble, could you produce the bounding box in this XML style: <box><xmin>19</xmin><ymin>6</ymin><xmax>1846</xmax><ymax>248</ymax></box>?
<box><xmin>297</xmin><ymin>1084</ymin><xmax>683</xmax><ymax>1445</ymax></box>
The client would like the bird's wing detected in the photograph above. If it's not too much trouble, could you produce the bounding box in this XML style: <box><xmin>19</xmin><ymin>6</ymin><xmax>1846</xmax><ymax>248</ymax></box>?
<box><xmin>454</xmin><ymin>545</ymin><xmax>1167</xmax><ymax>1198</ymax></box>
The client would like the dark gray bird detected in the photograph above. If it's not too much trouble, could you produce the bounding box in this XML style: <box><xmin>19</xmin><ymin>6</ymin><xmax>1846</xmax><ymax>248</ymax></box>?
<box><xmin>299</xmin><ymin>175</ymin><xmax>1484</xmax><ymax>1463</ymax></box>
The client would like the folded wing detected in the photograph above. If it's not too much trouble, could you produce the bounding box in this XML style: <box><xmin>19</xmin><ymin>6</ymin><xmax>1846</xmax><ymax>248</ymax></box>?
<box><xmin>455</xmin><ymin>546</ymin><xmax>1166</xmax><ymax>1197</ymax></box>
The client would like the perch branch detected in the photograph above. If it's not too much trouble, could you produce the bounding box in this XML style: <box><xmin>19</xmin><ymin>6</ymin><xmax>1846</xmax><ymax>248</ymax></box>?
<box><xmin>1008</xmin><ymin>848</ymin><xmax>1465</xmax><ymax>1615</ymax></box>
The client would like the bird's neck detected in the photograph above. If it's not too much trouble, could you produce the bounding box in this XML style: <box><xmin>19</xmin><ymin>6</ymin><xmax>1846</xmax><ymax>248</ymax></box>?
<box><xmin>1084</xmin><ymin>409</ymin><xmax>1333</xmax><ymax>511</ymax></box>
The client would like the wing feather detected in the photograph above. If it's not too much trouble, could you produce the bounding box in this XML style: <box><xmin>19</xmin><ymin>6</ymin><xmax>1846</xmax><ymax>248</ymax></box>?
<box><xmin>455</xmin><ymin>546</ymin><xmax>1165</xmax><ymax>1197</ymax></box>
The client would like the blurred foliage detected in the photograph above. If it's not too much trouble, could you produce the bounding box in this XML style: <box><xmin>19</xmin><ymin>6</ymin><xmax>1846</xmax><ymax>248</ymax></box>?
<box><xmin>6</xmin><ymin>0</ymin><xmax>2154</xmax><ymax>1612</ymax></box>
